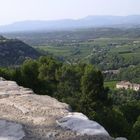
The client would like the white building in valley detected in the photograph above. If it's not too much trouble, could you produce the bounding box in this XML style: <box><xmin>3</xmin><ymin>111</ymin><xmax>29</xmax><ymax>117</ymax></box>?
<box><xmin>116</xmin><ymin>81</ymin><xmax>140</xmax><ymax>91</ymax></box>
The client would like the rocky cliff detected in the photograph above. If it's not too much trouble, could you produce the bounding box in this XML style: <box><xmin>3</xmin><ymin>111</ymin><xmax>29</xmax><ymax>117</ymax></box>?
<box><xmin>0</xmin><ymin>78</ymin><xmax>115</xmax><ymax>140</ymax></box>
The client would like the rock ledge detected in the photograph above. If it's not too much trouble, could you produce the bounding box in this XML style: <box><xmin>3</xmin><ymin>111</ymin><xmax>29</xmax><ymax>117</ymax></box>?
<box><xmin>0</xmin><ymin>78</ymin><xmax>113</xmax><ymax>140</ymax></box>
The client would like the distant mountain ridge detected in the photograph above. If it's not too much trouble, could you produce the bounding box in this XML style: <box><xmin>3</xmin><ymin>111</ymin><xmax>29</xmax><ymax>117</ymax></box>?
<box><xmin>0</xmin><ymin>36</ymin><xmax>40</xmax><ymax>66</ymax></box>
<box><xmin>1</xmin><ymin>15</ymin><xmax>140</xmax><ymax>32</ymax></box>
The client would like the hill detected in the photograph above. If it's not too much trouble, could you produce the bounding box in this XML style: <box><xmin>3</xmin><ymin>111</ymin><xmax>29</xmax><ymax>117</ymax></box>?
<box><xmin>0</xmin><ymin>36</ymin><xmax>40</xmax><ymax>66</ymax></box>
<box><xmin>1</xmin><ymin>15</ymin><xmax>140</xmax><ymax>32</ymax></box>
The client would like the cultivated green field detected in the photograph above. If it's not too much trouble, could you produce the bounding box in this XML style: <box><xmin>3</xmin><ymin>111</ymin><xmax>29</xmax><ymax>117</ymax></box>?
<box><xmin>34</xmin><ymin>42</ymin><xmax>94</xmax><ymax>61</ymax></box>
<box><xmin>4</xmin><ymin>28</ymin><xmax>140</xmax><ymax>70</ymax></box>
<box><xmin>104</xmin><ymin>81</ymin><xmax>118</xmax><ymax>89</ymax></box>
<box><xmin>34</xmin><ymin>37</ymin><xmax>140</xmax><ymax>68</ymax></box>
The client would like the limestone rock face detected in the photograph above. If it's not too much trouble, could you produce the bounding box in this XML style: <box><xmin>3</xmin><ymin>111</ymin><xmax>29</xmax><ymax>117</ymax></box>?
<box><xmin>115</xmin><ymin>138</ymin><xmax>128</xmax><ymax>140</ymax></box>
<box><xmin>57</xmin><ymin>112</ymin><xmax>109</xmax><ymax>136</ymax></box>
<box><xmin>0</xmin><ymin>78</ymin><xmax>113</xmax><ymax>140</ymax></box>
<box><xmin>0</xmin><ymin>120</ymin><xmax>25</xmax><ymax>140</ymax></box>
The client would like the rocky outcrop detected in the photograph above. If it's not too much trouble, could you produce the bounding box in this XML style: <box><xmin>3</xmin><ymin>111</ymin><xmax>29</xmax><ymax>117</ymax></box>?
<box><xmin>0</xmin><ymin>120</ymin><xmax>25</xmax><ymax>140</ymax></box>
<box><xmin>0</xmin><ymin>78</ymin><xmax>113</xmax><ymax>140</ymax></box>
<box><xmin>57</xmin><ymin>112</ymin><xmax>109</xmax><ymax>136</ymax></box>
<box><xmin>115</xmin><ymin>138</ymin><xmax>127</xmax><ymax>140</ymax></box>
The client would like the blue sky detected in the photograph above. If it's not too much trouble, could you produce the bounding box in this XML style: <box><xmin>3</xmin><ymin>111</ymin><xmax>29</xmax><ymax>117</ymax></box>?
<box><xmin>0</xmin><ymin>0</ymin><xmax>140</xmax><ymax>25</ymax></box>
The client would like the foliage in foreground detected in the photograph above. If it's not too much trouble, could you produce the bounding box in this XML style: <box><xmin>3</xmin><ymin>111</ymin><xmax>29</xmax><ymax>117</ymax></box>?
<box><xmin>0</xmin><ymin>56</ymin><xmax>140</xmax><ymax>140</ymax></box>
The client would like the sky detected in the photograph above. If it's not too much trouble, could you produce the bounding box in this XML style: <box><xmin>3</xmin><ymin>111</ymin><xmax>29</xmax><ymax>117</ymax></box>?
<box><xmin>0</xmin><ymin>0</ymin><xmax>140</xmax><ymax>25</ymax></box>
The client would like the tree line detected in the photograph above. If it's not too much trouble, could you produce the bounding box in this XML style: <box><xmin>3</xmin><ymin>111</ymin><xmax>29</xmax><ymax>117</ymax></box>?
<box><xmin>0</xmin><ymin>56</ymin><xmax>140</xmax><ymax>140</ymax></box>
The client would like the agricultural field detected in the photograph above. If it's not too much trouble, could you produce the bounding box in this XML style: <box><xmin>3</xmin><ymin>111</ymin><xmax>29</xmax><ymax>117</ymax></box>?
<box><xmin>4</xmin><ymin>28</ymin><xmax>140</xmax><ymax>83</ymax></box>
<box><xmin>33</xmin><ymin>37</ymin><xmax>140</xmax><ymax>69</ymax></box>
<box><xmin>34</xmin><ymin>42</ymin><xmax>94</xmax><ymax>63</ymax></box>
<box><xmin>104</xmin><ymin>81</ymin><xmax>118</xmax><ymax>89</ymax></box>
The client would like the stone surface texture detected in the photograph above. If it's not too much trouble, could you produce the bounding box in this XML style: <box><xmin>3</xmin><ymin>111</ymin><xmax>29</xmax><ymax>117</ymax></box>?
<box><xmin>0</xmin><ymin>78</ymin><xmax>113</xmax><ymax>140</ymax></box>
<box><xmin>57</xmin><ymin>112</ymin><xmax>109</xmax><ymax>136</ymax></box>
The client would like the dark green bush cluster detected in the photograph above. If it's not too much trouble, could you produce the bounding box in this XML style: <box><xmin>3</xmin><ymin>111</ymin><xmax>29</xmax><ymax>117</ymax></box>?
<box><xmin>0</xmin><ymin>56</ymin><xmax>140</xmax><ymax>140</ymax></box>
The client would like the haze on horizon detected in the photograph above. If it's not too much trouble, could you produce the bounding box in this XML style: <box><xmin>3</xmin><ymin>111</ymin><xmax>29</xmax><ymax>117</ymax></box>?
<box><xmin>0</xmin><ymin>0</ymin><xmax>140</xmax><ymax>26</ymax></box>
